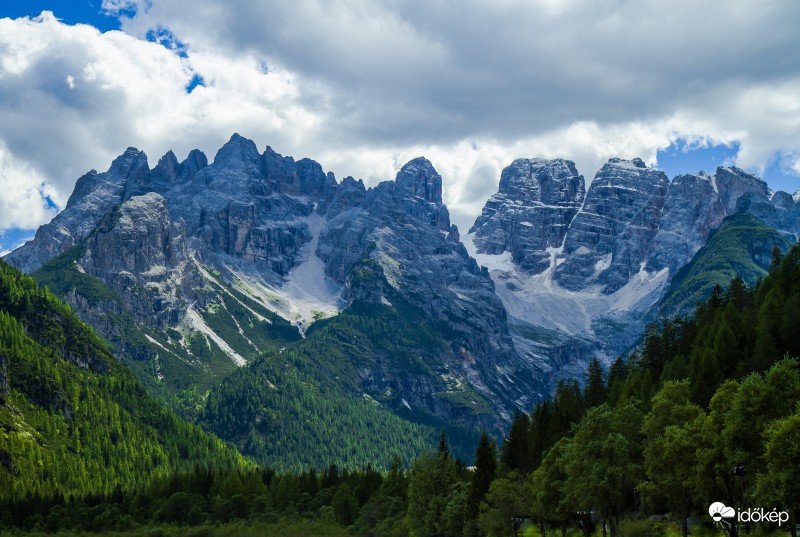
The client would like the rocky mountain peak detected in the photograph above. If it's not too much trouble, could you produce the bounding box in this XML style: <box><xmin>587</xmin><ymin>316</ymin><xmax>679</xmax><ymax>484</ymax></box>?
<box><xmin>65</xmin><ymin>170</ymin><xmax>101</xmax><ymax>210</ymax></box>
<box><xmin>183</xmin><ymin>149</ymin><xmax>209</xmax><ymax>175</ymax></box>
<box><xmin>151</xmin><ymin>150</ymin><xmax>180</xmax><ymax>183</ymax></box>
<box><xmin>395</xmin><ymin>157</ymin><xmax>443</xmax><ymax>204</ymax></box>
<box><xmin>715</xmin><ymin>166</ymin><xmax>770</xmax><ymax>213</ymax></box>
<box><xmin>211</xmin><ymin>133</ymin><xmax>261</xmax><ymax>173</ymax></box>
<box><xmin>108</xmin><ymin>147</ymin><xmax>149</xmax><ymax>181</ymax></box>
<box><xmin>148</xmin><ymin>149</ymin><xmax>209</xmax><ymax>188</ymax></box>
<box><xmin>607</xmin><ymin>157</ymin><xmax>647</xmax><ymax>169</ymax></box>
<box><xmin>496</xmin><ymin>158</ymin><xmax>585</xmax><ymax>206</ymax></box>
<box><xmin>469</xmin><ymin>157</ymin><xmax>585</xmax><ymax>273</ymax></box>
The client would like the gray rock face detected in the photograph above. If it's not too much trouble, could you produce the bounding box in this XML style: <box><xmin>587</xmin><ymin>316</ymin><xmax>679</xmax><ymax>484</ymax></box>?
<box><xmin>79</xmin><ymin>193</ymin><xmax>196</xmax><ymax>329</ymax></box>
<box><xmin>649</xmin><ymin>166</ymin><xmax>800</xmax><ymax>275</ymax></box>
<box><xmin>7</xmin><ymin>136</ymin><xmax>543</xmax><ymax>431</ymax></box>
<box><xmin>320</xmin><ymin>157</ymin><xmax>541</xmax><ymax>423</ymax></box>
<box><xmin>6</xmin><ymin>148</ymin><xmax>151</xmax><ymax>273</ymax></box>
<box><xmin>647</xmin><ymin>172</ymin><xmax>725</xmax><ymax>274</ymax></box>
<box><xmin>716</xmin><ymin>166</ymin><xmax>771</xmax><ymax>214</ymax></box>
<box><xmin>470</xmin><ymin>157</ymin><xmax>800</xmax><ymax>393</ymax></box>
<box><xmin>555</xmin><ymin>158</ymin><xmax>669</xmax><ymax>293</ymax></box>
<box><xmin>470</xmin><ymin>159</ymin><xmax>585</xmax><ymax>274</ymax></box>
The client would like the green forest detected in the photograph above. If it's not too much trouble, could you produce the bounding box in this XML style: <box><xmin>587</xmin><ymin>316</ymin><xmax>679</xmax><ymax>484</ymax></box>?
<box><xmin>0</xmin><ymin>260</ymin><xmax>249</xmax><ymax>502</ymax></box>
<box><xmin>3</xmin><ymin>240</ymin><xmax>800</xmax><ymax>536</ymax></box>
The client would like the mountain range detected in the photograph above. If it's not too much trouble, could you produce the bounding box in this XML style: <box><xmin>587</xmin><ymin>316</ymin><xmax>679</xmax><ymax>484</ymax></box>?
<box><xmin>4</xmin><ymin>134</ymin><xmax>798</xmax><ymax>468</ymax></box>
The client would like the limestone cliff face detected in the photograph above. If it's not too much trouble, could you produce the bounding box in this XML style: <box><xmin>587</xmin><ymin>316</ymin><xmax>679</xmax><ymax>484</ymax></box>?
<box><xmin>469</xmin><ymin>157</ymin><xmax>800</xmax><ymax>390</ymax></box>
<box><xmin>6</xmin><ymin>148</ymin><xmax>151</xmax><ymax>274</ymax></box>
<box><xmin>472</xmin><ymin>158</ymin><xmax>797</xmax><ymax>297</ymax></box>
<box><xmin>470</xmin><ymin>158</ymin><xmax>585</xmax><ymax>274</ymax></box>
<box><xmin>6</xmin><ymin>136</ymin><xmax>544</xmax><ymax>431</ymax></box>
<box><xmin>320</xmin><ymin>158</ymin><xmax>541</xmax><ymax>422</ymax></box>
<box><xmin>647</xmin><ymin>172</ymin><xmax>725</xmax><ymax>274</ymax></box>
<box><xmin>79</xmin><ymin>192</ymin><xmax>198</xmax><ymax>329</ymax></box>
<box><xmin>554</xmin><ymin>158</ymin><xmax>669</xmax><ymax>293</ymax></box>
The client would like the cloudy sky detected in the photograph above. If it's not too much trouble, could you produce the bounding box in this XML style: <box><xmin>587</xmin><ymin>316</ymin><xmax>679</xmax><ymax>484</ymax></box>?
<box><xmin>1</xmin><ymin>0</ymin><xmax>799</xmax><ymax>252</ymax></box>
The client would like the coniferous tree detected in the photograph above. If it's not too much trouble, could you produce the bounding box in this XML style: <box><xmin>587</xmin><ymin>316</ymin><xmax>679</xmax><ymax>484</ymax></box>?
<box><xmin>584</xmin><ymin>357</ymin><xmax>606</xmax><ymax>408</ymax></box>
<box><xmin>407</xmin><ymin>452</ymin><xmax>458</xmax><ymax>537</ymax></box>
<box><xmin>770</xmin><ymin>244</ymin><xmax>783</xmax><ymax>272</ymax></box>
<box><xmin>606</xmin><ymin>356</ymin><xmax>629</xmax><ymax>406</ymax></box>
<box><xmin>501</xmin><ymin>410</ymin><xmax>530</xmax><ymax>473</ymax></box>
<box><xmin>528</xmin><ymin>401</ymin><xmax>552</xmax><ymax>470</ymax></box>
<box><xmin>468</xmin><ymin>432</ymin><xmax>496</xmax><ymax>514</ymax></box>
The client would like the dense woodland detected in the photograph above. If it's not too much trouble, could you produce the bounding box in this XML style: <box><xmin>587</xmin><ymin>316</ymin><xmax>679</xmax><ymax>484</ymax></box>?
<box><xmin>2</xmin><ymin>242</ymin><xmax>800</xmax><ymax>536</ymax></box>
<box><xmin>0</xmin><ymin>260</ymin><xmax>249</xmax><ymax>502</ymax></box>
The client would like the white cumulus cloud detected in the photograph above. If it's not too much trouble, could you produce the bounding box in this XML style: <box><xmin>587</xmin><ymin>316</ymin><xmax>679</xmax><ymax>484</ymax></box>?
<box><xmin>0</xmin><ymin>1</ymin><xmax>799</xmax><ymax>235</ymax></box>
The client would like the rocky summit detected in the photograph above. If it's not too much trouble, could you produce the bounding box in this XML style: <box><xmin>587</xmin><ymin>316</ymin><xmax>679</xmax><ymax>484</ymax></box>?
<box><xmin>467</xmin><ymin>157</ymin><xmax>799</xmax><ymax>387</ymax></box>
<box><xmin>470</xmin><ymin>158</ymin><xmax>585</xmax><ymax>274</ymax></box>
<box><xmin>6</xmin><ymin>134</ymin><xmax>546</xmax><ymax>435</ymax></box>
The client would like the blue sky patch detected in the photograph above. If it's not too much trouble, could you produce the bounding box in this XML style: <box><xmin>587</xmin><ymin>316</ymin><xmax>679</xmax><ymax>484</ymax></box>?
<box><xmin>657</xmin><ymin>139</ymin><xmax>800</xmax><ymax>194</ymax></box>
<box><xmin>0</xmin><ymin>228</ymin><xmax>35</xmax><ymax>256</ymax></box>
<box><xmin>186</xmin><ymin>74</ymin><xmax>205</xmax><ymax>93</ymax></box>
<box><xmin>656</xmin><ymin>139</ymin><xmax>739</xmax><ymax>180</ymax></box>
<box><xmin>145</xmin><ymin>26</ymin><xmax>189</xmax><ymax>58</ymax></box>
<box><xmin>2</xmin><ymin>1</ymin><xmax>122</xmax><ymax>32</ymax></box>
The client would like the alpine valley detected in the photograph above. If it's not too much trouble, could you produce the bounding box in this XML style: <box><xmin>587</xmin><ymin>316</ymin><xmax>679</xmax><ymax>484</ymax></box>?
<box><xmin>4</xmin><ymin>134</ymin><xmax>798</xmax><ymax>471</ymax></box>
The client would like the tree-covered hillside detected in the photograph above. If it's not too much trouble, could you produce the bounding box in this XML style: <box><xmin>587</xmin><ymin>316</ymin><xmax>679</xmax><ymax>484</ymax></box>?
<box><xmin>0</xmin><ymin>259</ymin><xmax>249</xmax><ymax>502</ymax></box>
<box><xmin>659</xmin><ymin>213</ymin><xmax>791</xmax><ymax>317</ymax></box>
<box><xmin>32</xmin><ymin>244</ymin><xmax>302</xmax><ymax>420</ymax></box>
<box><xmin>200</xmin><ymin>285</ymin><xmax>484</xmax><ymax>470</ymax></box>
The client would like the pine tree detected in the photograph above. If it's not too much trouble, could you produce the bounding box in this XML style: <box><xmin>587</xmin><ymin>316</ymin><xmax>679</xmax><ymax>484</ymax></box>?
<box><xmin>467</xmin><ymin>432</ymin><xmax>496</xmax><ymax>515</ymax></box>
<box><xmin>437</xmin><ymin>432</ymin><xmax>450</xmax><ymax>462</ymax></box>
<box><xmin>606</xmin><ymin>356</ymin><xmax>628</xmax><ymax>406</ymax></box>
<box><xmin>501</xmin><ymin>410</ymin><xmax>530</xmax><ymax>473</ymax></box>
<box><xmin>770</xmin><ymin>245</ymin><xmax>783</xmax><ymax>272</ymax></box>
<box><xmin>584</xmin><ymin>357</ymin><xmax>606</xmax><ymax>408</ymax></box>
<box><xmin>528</xmin><ymin>401</ymin><xmax>552</xmax><ymax>470</ymax></box>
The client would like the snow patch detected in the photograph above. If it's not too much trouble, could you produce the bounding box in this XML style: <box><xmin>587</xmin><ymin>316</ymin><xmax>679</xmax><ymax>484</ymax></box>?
<box><xmin>638</xmin><ymin>261</ymin><xmax>648</xmax><ymax>282</ymax></box>
<box><xmin>216</xmin><ymin>298</ymin><xmax>259</xmax><ymax>352</ymax></box>
<box><xmin>229</xmin><ymin>213</ymin><xmax>343</xmax><ymax>335</ymax></box>
<box><xmin>193</xmin><ymin>261</ymin><xmax>270</xmax><ymax>324</ymax></box>
<box><xmin>461</xmin><ymin>232</ymin><xmax>515</xmax><ymax>272</ymax></box>
<box><xmin>610</xmin><ymin>267</ymin><xmax>669</xmax><ymax>312</ymax></box>
<box><xmin>144</xmin><ymin>333</ymin><xmax>173</xmax><ymax>356</ymax></box>
<box><xmin>153</xmin><ymin>353</ymin><xmax>163</xmax><ymax>381</ymax></box>
<box><xmin>594</xmin><ymin>253</ymin><xmax>612</xmax><ymax>273</ymax></box>
<box><xmin>608</xmin><ymin>159</ymin><xmax>641</xmax><ymax>170</ymax></box>
<box><xmin>184</xmin><ymin>306</ymin><xmax>247</xmax><ymax>366</ymax></box>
